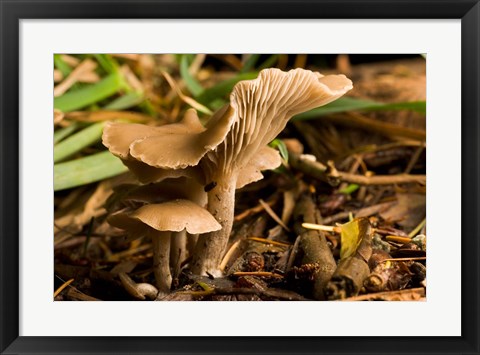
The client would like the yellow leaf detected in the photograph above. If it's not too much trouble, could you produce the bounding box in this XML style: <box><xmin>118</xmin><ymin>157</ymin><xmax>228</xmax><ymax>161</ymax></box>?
<box><xmin>340</xmin><ymin>217</ymin><xmax>370</xmax><ymax>259</ymax></box>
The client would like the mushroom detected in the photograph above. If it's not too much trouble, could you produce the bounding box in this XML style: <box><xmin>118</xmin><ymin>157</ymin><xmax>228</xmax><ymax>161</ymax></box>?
<box><xmin>189</xmin><ymin>68</ymin><xmax>352</xmax><ymax>275</ymax></box>
<box><xmin>103</xmin><ymin>68</ymin><xmax>352</xmax><ymax>276</ymax></box>
<box><xmin>108</xmin><ymin>199</ymin><xmax>221</xmax><ymax>294</ymax></box>
<box><xmin>106</xmin><ymin>177</ymin><xmax>208</xmax><ymax>273</ymax></box>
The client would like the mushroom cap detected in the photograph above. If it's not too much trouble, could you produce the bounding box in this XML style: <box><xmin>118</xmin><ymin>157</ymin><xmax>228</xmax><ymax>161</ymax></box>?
<box><xmin>128</xmin><ymin>104</ymin><xmax>236</xmax><ymax>169</ymax></box>
<box><xmin>107</xmin><ymin>177</ymin><xmax>208</xmax><ymax>211</ymax></box>
<box><xmin>202</xmin><ymin>68</ymin><xmax>352</xmax><ymax>179</ymax></box>
<box><xmin>108</xmin><ymin>199</ymin><xmax>221</xmax><ymax>235</ymax></box>
<box><xmin>103</xmin><ymin>68</ymin><xmax>352</xmax><ymax>185</ymax></box>
<box><xmin>102</xmin><ymin>109</ymin><xmax>208</xmax><ymax>183</ymax></box>
<box><xmin>236</xmin><ymin>145</ymin><xmax>282</xmax><ymax>189</ymax></box>
<box><xmin>122</xmin><ymin>159</ymin><xmax>205</xmax><ymax>185</ymax></box>
<box><xmin>102</xmin><ymin>109</ymin><xmax>205</xmax><ymax>160</ymax></box>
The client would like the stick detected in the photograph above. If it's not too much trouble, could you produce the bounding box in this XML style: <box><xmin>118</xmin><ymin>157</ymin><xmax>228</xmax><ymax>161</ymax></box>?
<box><xmin>289</xmin><ymin>153</ymin><xmax>426</xmax><ymax>186</ymax></box>
<box><xmin>293</xmin><ymin>195</ymin><xmax>336</xmax><ymax>300</ymax></box>
<box><xmin>326</xmin><ymin>112</ymin><xmax>426</xmax><ymax>141</ymax></box>
<box><xmin>341</xmin><ymin>287</ymin><xmax>425</xmax><ymax>301</ymax></box>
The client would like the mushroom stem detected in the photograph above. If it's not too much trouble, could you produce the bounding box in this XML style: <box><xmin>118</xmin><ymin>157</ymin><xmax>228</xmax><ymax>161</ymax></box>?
<box><xmin>191</xmin><ymin>178</ymin><xmax>236</xmax><ymax>276</ymax></box>
<box><xmin>186</xmin><ymin>233</ymin><xmax>199</xmax><ymax>258</ymax></box>
<box><xmin>170</xmin><ymin>230</ymin><xmax>186</xmax><ymax>272</ymax></box>
<box><xmin>151</xmin><ymin>231</ymin><xmax>172</xmax><ymax>294</ymax></box>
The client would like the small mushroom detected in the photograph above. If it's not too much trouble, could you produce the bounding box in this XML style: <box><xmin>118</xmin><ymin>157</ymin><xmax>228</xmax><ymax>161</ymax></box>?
<box><xmin>108</xmin><ymin>199</ymin><xmax>221</xmax><ymax>294</ymax></box>
<box><xmin>106</xmin><ymin>177</ymin><xmax>209</xmax><ymax>268</ymax></box>
<box><xmin>118</xmin><ymin>272</ymin><xmax>159</xmax><ymax>300</ymax></box>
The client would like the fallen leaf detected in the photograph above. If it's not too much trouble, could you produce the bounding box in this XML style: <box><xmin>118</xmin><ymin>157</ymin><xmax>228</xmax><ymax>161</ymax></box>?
<box><xmin>380</xmin><ymin>193</ymin><xmax>426</xmax><ymax>230</ymax></box>
<box><xmin>340</xmin><ymin>217</ymin><xmax>371</xmax><ymax>260</ymax></box>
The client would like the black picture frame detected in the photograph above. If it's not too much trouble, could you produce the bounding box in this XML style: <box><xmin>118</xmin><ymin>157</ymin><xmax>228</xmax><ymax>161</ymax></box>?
<box><xmin>1</xmin><ymin>1</ymin><xmax>479</xmax><ymax>354</ymax></box>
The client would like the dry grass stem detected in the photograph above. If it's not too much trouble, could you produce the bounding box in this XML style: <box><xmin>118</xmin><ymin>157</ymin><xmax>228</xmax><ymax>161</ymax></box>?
<box><xmin>53</xmin><ymin>278</ymin><xmax>74</xmax><ymax>297</ymax></box>
<box><xmin>232</xmin><ymin>271</ymin><xmax>284</xmax><ymax>278</ymax></box>
<box><xmin>160</xmin><ymin>71</ymin><xmax>212</xmax><ymax>115</ymax></box>
<box><xmin>61</xmin><ymin>54</ymin><xmax>80</xmax><ymax>67</ymax></box>
<box><xmin>54</xmin><ymin>59</ymin><xmax>98</xmax><ymax>97</ymax></box>
<box><xmin>259</xmin><ymin>199</ymin><xmax>291</xmax><ymax>232</ymax></box>
<box><xmin>247</xmin><ymin>237</ymin><xmax>291</xmax><ymax>247</ymax></box>
<box><xmin>234</xmin><ymin>196</ymin><xmax>278</xmax><ymax>222</ymax></box>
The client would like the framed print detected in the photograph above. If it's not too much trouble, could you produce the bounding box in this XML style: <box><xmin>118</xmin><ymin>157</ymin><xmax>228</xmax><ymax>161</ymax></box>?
<box><xmin>1</xmin><ymin>1</ymin><xmax>479</xmax><ymax>354</ymax></box>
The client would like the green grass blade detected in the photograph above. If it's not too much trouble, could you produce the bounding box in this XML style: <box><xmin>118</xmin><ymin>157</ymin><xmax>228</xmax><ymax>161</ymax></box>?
<box><xmin>54</xmin><ymin>73</ymin><xmax>126</xmax><ymax>112</ymax></box>
<box><xmin>295</xmin><ymin>97</ymin><xmax>382</xmax><ymax>118</ymax></box>
<box><xmin>369</xmin><ymin>101</ymin><xmax>426</xmax><ymax>114</ymax></box>
<box><xmin>258</xmin><ymin>54</ymin><xmax>279</xmax><ymax>70</ymax></box>
<box><xmin>54</xmin><ymin>54</ymin><xmax>72</xmax><ymax>76</ymax></box>
<box><xmin>240</xmin><ymin>54</ymin><xmax>261</xmax><ymax>73</ymax></box>
<box><xmin>54</xmin><ymin>122</ymin><xmax>106</xmax><ymax>163</ymax></box>
<box><xmin>269</xmin><ymin>139</ymin><xmax>289</xmax><ymax>162</ymax></box>
<box><xmin>93</xmin><ymin>54</ymin><xmax>119</xmax><ymax>74</ymax></box>
<box><xmin>208</xmin><ymin>98</ymin><xmax>227</xmax><ymax>111</ymax></box>
<box><xmin>180</xmin><ymin>54</ymin><xmax>204</xmax><ymax>97</ymax></box>
<box><xmin>197</xmin><ymin>72</ymin><xmax>258</xmax><ymax>106</ymax></box>
<box><xmin>338</xmin><ymin>184</ymin><xmax>360</xmax><ymax>195</ymax></box>
<box><xmin>54</xmin><ymin>151</ymin><xmax>128</xmax><ymax>191</ymax></box>
<box><xmin>54</xmin><ymin>123</ymin><xmax>80</xmax><ymax>145</ymax></box>
<box><xmin>105</xmin><ymin>91</ymin><xmax>144</xmax><ymax>110</ymax></box>
<box><xmin>293</xmin><ymin>97</ymin><xmax>426</xmax><ymax>120</ymax></box>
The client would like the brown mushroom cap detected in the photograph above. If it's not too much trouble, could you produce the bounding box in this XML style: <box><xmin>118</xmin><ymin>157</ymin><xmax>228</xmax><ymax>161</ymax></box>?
<box><xmin>102</xmin><ymin>109</ymin><xmax>205</xmax><ymax>160</ymax></box>
<box><xmin>102</xmin><ymin>109</ymin><xmax>208</xmax><ymax>183</ymax></box>
<box><xmin>122</xmin><ymin>159</ymin><xmax>205</xmax><ymax>185</ymax></box>
<box><xmin>203</xmin><ymin>68</ymin><xmax>353</xmax><ymax>179</ymax></box>
<box><xmin>103</xmin><ymin>68</ymin><xmax>351</xmax><ymax>187</ymax></box>
<box><xmin>236</xmin><ymin>145</ymin><xmax>282</xmax><ymax>189</ymax></box>
<box><xmin>108</xmin><ymin>199</ymin><xmax>221</xmax><ymax>235</ymax></box>
<box><xmin>128</xmin><ymin>105</ymin><xmax>235</xmax><ymax>169</ymax></box>
<box><xmin>107</xmin><ymin>177</ymin><xmax>208</xmax><ymax>212</ymax></box>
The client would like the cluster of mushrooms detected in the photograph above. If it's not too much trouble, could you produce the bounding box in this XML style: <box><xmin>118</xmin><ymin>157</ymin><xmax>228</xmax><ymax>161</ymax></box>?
<box><xmin>102</xmin><ymin>68</ymin><xmax>353</xmax><ymax>296</ymax></box>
